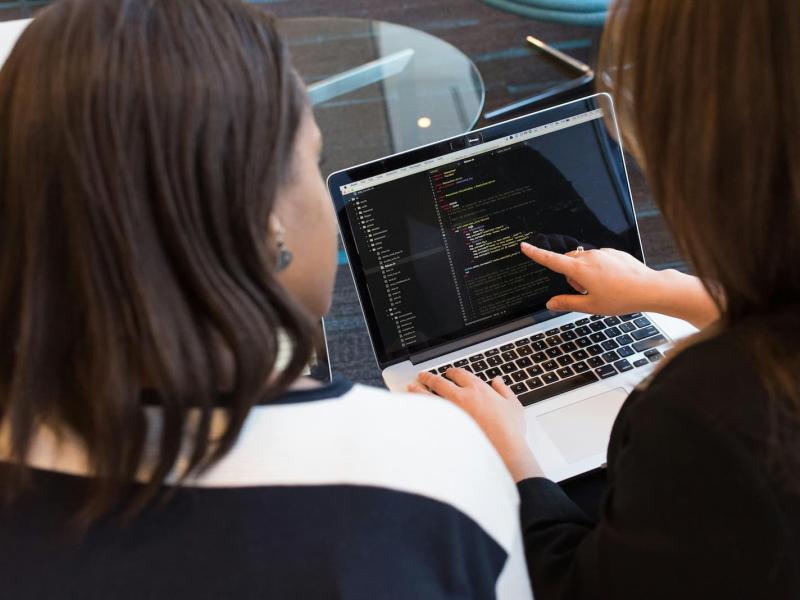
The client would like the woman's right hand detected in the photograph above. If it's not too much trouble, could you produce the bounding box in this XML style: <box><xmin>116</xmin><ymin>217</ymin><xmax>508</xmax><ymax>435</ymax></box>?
<box><xmin>520</xmin><ymin>242</ymin><xmax>719</xmax><ymax>328</ymax></box>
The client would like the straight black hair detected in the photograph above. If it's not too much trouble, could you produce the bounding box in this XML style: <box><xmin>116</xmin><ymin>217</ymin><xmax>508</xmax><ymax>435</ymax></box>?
<box><xmin>0</xmin><ymin>0</ymin><xmax>314</xmax><ymax>523</ymax></box>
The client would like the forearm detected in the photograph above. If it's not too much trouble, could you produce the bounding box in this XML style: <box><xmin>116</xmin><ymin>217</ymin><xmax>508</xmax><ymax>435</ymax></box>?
<box><xmin>644</xmin><ymin>269</ymin><xmax>720</xmax><ymax>329</ymax></box>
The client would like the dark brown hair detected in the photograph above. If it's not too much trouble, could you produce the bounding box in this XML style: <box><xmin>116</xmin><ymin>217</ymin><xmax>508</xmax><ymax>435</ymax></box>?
<box><xmin>599</xmin><ymin>1</ymin><xmax>800</xmax><ymax>479</ymax></box>
<box><xmin>0</xmin><ymin>0</ymin><xmax>314</xmax><ymax>521</ymax></box>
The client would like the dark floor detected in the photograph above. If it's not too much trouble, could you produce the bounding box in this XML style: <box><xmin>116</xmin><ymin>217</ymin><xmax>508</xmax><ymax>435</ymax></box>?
<box><xmin>0</xmin><ymin>0</ymin><xmax>687</xmax><ymax>387</ymax></box>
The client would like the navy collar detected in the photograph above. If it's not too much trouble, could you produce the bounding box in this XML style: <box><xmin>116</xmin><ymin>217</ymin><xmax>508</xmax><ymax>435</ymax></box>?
<box><xmin>140</xmin><ymin>378</ymin><xmax>354</xmax><ymax>407</ymax></box>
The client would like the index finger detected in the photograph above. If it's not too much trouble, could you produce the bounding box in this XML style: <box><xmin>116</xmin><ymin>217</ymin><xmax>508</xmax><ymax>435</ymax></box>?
<box><xmin>418</xmin><ymin>370</ymin><xmax>462</xmax><ymax>398</ymax></box>
<box><xmin>520</xmin><ymin>242</ymin><xmax>579</xmax><ymax>277</ymax></box>
<box><xmin>444</xmin><ymin>367</ymin><xmax>485</xmax><ymax>388</ymax></box>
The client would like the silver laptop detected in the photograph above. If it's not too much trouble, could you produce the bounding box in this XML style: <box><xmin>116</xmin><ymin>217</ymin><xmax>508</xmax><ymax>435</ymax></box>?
<box><xmin>327</xmin><ymin>94</ymin><xmax>695</xmax><ymax>481</ymax></box>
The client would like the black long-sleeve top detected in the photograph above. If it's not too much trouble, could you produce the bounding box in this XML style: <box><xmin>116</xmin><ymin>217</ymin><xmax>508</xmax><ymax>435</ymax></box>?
<box><xmin>519</xmin><ymin>323</ymin><xmax>800</xmax><ymax>599</ymax></box>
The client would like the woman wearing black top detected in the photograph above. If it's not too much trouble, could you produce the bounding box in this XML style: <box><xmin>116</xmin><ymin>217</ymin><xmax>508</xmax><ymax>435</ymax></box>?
<box><xmin>413</xmin><ymin>0</ymin><xmax>800</xmax><ymax>597</ymax></box>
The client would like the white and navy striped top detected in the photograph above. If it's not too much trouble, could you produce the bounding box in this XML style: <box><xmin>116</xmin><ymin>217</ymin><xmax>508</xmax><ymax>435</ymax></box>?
<box><xmin>0</xmin><ymin>380</ymin><xmax>533</xmax><ymax>599</ymax></box>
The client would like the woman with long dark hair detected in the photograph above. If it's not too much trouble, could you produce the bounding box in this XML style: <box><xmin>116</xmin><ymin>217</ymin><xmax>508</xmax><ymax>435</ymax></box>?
<box><xmin>417</xmin><ymin>1</ymin><xmax>800</xmax><ymax>597</ymax></box>
<box><xmin>0</xmin><ymin>1</ymin><xmax>532</xmax><ymax>597</ymax></box>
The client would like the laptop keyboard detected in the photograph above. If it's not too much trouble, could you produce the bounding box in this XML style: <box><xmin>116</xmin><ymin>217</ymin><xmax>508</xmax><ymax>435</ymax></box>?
<box><xmin>425</xmin><ymin>313</ymin><xmax>668</xmax><ymax>407</ymax></box>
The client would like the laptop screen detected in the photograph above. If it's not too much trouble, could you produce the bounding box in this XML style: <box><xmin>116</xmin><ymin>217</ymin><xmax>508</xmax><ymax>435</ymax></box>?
<box><xmin>328</xmin><ymin>95</ymin><xmax>643</xmax><ymax>366</ymax></box>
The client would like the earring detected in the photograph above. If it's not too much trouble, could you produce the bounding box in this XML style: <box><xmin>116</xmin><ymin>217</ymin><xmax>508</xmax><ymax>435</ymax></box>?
<box><xmin>275</xmin><ymin>225</ymin><xmax>293</xmax><ymax>272</ymax></box>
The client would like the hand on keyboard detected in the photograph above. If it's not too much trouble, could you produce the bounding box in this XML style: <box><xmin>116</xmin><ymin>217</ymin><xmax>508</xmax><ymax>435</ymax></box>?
<box><xmin>409</xmin><ymin>368</ymin><xmax>543</xmax><ymax>482</ymax></box>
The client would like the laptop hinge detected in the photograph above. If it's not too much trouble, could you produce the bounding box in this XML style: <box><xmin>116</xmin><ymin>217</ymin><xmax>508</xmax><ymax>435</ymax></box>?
<box><xmin>409</xmin><ymin>312</ymin><xmax>557</xmax><ymax>365</ymax></box>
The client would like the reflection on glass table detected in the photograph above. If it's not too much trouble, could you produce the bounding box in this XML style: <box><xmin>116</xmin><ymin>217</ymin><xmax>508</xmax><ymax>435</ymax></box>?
<box><xmin>279</xmin><ymin>17</ymin><xmax>485</xmax><ymax>175</ymax></box>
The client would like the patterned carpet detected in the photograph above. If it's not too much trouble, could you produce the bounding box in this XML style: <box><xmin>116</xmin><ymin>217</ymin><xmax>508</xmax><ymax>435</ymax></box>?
<box><xmin>0</xmin><ymin>0</ymin><xmax>687</xmax><ymax>387</ymax></box>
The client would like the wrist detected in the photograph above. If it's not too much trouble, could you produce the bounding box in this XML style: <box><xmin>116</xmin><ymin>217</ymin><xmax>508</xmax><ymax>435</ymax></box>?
<box><xmin>643</xmin><ymin>269</ymin><xmax>718</xmax><ymax>328</ymax></box>
<box><xmin>503</xmin><ymin>441</ymin><xmax>544</xmax><ymax>482</ymax></box>
<box><xmin>641</xmin><ymin>268</ymin><xmax>683</xmax><ymax>315</ymax></box>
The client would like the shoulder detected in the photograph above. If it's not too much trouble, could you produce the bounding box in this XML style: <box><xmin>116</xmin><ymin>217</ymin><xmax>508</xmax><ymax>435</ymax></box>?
<box><xmin>201</xmin><ymin>383</ymin><xmax>521</xmax><ymax>553</ymax></box>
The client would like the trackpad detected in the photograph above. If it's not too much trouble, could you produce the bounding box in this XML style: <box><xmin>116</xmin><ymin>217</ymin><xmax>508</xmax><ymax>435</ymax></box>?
<box><xmin>537</xmin><ymin>388</ymin><xmax>628</xmax><ymax>463</ymax></box>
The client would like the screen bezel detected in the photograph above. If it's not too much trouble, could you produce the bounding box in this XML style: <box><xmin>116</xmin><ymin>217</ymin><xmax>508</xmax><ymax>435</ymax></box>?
<box><xmin>327</xmin><ymin>93</ymin><xmax>645</xmax><ymax>368</ymax></box>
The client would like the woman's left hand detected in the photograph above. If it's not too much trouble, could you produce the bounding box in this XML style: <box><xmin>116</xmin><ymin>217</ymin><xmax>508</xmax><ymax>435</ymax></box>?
<box><xmin>408</xmin><ymin>369</ymin><xmax>543</xmax><ymax>482</ymax></box>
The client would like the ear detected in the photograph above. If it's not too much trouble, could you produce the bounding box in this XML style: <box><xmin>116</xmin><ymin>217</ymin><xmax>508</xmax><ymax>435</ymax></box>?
<box><xmin>268</xmin><ymin>213</ymin><xmax>284</xmax><ymax>239</ymax></box>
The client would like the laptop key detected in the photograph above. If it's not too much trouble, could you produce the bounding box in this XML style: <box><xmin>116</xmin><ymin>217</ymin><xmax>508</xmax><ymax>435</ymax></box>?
<box><xmin>486</xmin><ymin>367</ymin><xmax>502</xmax><ymax>379</ymax></box>
<box><xmin>590</xmin><ymin>321</ymin><xmax>606</xmax><ymax>332</ymax></box>
<box><xmin>617</xmin><ymin>346</ymin><xmax>634</xmax><ymax>358</ymax></box>
<box><xmin>542</xmin><ymin>372</ymin><xmax>559</xmax><ymax>384</ymax></box>
<box><xmin>545</xmin><ymin>328</ymin><xmax>560</xmax><ymax>336</ymax></box>
<box><xmin>517</xmin><ymin>371</ymin><xmax>600</xmax><ymax>407</ymax></box>
<box><xmin>590</xmin><ymin>331</ymin><xmax>607</xmax><ymax>343</ymax></box>
<box><xmin>595</xmin><ymin>365</ymin><xmax>617</xmax><ymax>379</ymax></box>
<box><xmin>526</xmin><ymin>366</ymin><xmax>543</xmax><ymax>377</ymax></box>
<box><xmin>475</xmin><ymin>371</ymin><xmax>488</xmax><ymax>381</ymax></box>
<box><xmin>631</xmin><ymin>334</ymin><xmax>667</xmax><ymax>353</ymax></box>
<box><xmin>487</xmin><ymin>355</ymin><xmax>502</xmax><ymax>367</ymax></box>
<box><xmin>605</xmin><ymin>326</ymin><xmax>622</xmax><ymax>338</ymax></box>
<box><xmin>575</xmin><ymin>317</ymin><xmax>590</xmax><ymax>326</ymax></box>
<box><xmin>501</xmin><ymin>350</ymin><xmax>519</xmax><ymax>361</ymax></box>
<box><xmin>532</xmin><ymin>341</ymin><xmax>548</xmax><ymax>351</ymax></box>
<box><xmin>560</xmin><ymin>323</ymin><xmax>575</xmax><ymax>331</ymax></box>
<box><xmin>614</xmin><ymin>359</ymin><xmax>633</xmax><ymax>372</ymax></box>
<box><xmin>556</xmin><ymin>355</ymin><xmax>574</xmax><ymax>366</ymax></box>
<box><xmin>620</xmin><ymin>313</ymin><xmax>640</xmax><ymax>321</ymax></box>
<box><xmin>573</xmin><ymin>361</ymin><xmax>589</xmax><ymax>373</ymax></box>
<box><xmin>500</xmin><ymin>343</ymin><xmax>515</xmax><ymax>351</ymax></box>
<box><xmin>561</xmin><ymin>341</ymin><xmax>577</xmax><ymax>353</ymax></box>
<box><xmin>501</xmin><ymin>363</ymin><xmax>517</xmax><ymax>374</ymax></box>
<box><xmin>587</xmin><ymin>356</ymin><xmax>604</xmax><ymax>368</ymax></box>
<box><xmin>632</xmin><ymin>326</ymin><xmax>659</xmax><ymax>341</ymax></box>
<box><xmin>512</xmin><ymin>370</ymin><xmax>527</xmax><ymax>383</ymax></box>
<box><xmin>573</xmin><ymin>349</ymin><xmax>589</xmax><ymax>360</ymax></box>
<box><xmin>587</xmin><ymin>344</ymin><xmax>603</xmax><ymax>356</ymax></box>
<box><xmin>575</xmin><ymin>325</ymin><xmax>592</xmax><ymax>336</ymax></box>
<box><xmin>526</xmin><ymin>377</ymin><xmax>544</xmax><ymax>389</ymax></box>
<box><xmin>633</xmin><ymin>358</ymin><xmax>650</xmax><ymax>368</ymax></box>
<box><xmin>616</xmin><ymin>334</ymin><xmax>633</xmax><ymax>346</ymax></box>
<box><xmin>518</xmin><ymin>346</ymin><xmax>534</xmax><ymax>358</ymax></box>
<box><xmin>545</xmin><ymin>335</ymin><xmax>563</xmax><ymax>347</ymax></box>
<box><xmin>602</xmin><ymin>351</ymin><xmax>620</xmax><ymax>363</ymax></box>
<box><xmin>502</xmin><ymin>375</ymin><xmax>514</xmax><ymax>385</ymax></box>
<box><xmin>604</xmin><ymin>316</ymin><xmax>621</xmax><ymax>326</ymax></box>
<box><xmin>485</xmin><ymin>348</ymin><xmax>500</xmax><ymax>357</ymax></box>
<box><xmin>468</xmin><ymin>353</ymin><xmax>484</xmax><ymax>361</ymax></box>
<box><xmin>560</xmin><ymin>330</ymin><xmax>577</xmax><ymax>341</ymax></box>
<box><xmin>516</xmin><ymin>356</ymin><xmax>533</xmax><ymax>368</ymax></box>
<box><xmin>633</xmin><ymin>317</ymin><xmax>651</xmax><ymax>328</ymax></box>
<box><xmin>472</xmin><ymin>360</ymin><xmax>488</xmax><ymax>371</ymax></box>
<box><xmin>545</xmin><ymin>347</ymin><xmax>562</xmax><ymax>358</ymax></box>
<box><xmin>530</xmin><ymin>333</ymin><xmax>545</xmax><ymax>341</ymax></box>
<box><xmin>576</xmin><ymin>336</ymin><xmax>592</xmax><ymax>348</ymax></box>
<box><xmin>601</xmin><ymin>339</ymin><xmax>619</xmax><ymax>351</ymax></box>
<box><xmin>514</xmin><ymin>338</ymin><xmax>530</xmax><ymax>346</ymax></box>
<box><xmin>590</xmin><ymin>315</ymin><xmax>604</xmax><ymax>321</ymax></box>
<box><xmin>557</xmin><ymin>366</ymin><xmax>575</xmax><ymax>378</ymax></box>
<box><xmin>620</xmin><ymin>322</ymin><xmax>636</xmax><ymax>333</ymax></box>
<box><xmin>427</xmin><ymin>369</ymin><xmax>437</xmax><ymax>375</ymax></box>
<box><xmin>454</xmin><ymin>359</ymin><xmax>469</xmax><ymax>368</ymax></box>
<box><xmin>543</xmin><ymin>360</ymin><xmax>558</xmax><ymax>371</ymax></box>
<box><xmin>532</xmin><ymin>352</ymin><xmax>547</xmax><ymax>363</ymax></box>
<box><xmin>510</xmin><ymin>382</ymin><xmax>528</xmax><ymax>395</ymax></box>
<box><xmin>516</xmin><ymin>344</ymin><xmax>533</xmax><ymax>356</ymax></box>
<box><xmin>438</xmin><ymin>364</ymin><xmax>452</xmax><ymax>373</ymax></box>
<box><xmin>645</xmin><ymin>349</ymin><xmax>663</xmax><ymax>362</ymax></box>
<box><xmin>462</xmin><ymin>365</ymin><xmax>473</xmax><ymax>373</ymax></box>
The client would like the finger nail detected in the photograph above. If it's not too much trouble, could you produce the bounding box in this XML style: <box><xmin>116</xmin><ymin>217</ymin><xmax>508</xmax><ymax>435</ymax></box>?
<box><xmin>520</xmin><ymin>242</ymin><xmax>533</xmax><ymax>250</ymax></box>
<box><xmin>546</xmin><ymin>300</ymin><xmax>558</xmax><ymax>310</ymax></box>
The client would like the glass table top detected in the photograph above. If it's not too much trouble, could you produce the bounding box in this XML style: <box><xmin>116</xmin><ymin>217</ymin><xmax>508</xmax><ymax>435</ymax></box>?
<box><xmin>279</xmin><ymin>17</ymin><xmax>485</xmax><ymax>176</ymax></box>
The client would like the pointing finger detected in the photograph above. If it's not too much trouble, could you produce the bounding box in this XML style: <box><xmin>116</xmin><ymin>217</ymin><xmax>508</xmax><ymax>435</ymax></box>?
<box><xmin>520</xmin><ymin>242</ymin><xmax>580</xmax><ymax>277</ymax></box>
